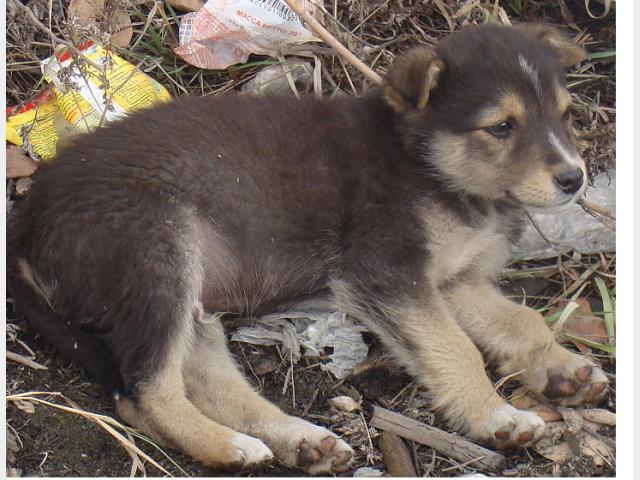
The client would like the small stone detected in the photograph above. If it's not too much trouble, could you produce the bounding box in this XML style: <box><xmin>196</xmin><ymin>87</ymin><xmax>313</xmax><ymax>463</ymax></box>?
<box><xmin>353</xmin><ymin>467</ymin><xmax>384</xmax><ymax>477</ymax></box>
<box><xmin>328</xmin><ymin>395</ymin><xmax>360</xmax><ymax>412</ymax></box>
<box><xmin>253</xmin><ymin>357</ymin><xmax>278</xmax><ymax>376</ymax></box>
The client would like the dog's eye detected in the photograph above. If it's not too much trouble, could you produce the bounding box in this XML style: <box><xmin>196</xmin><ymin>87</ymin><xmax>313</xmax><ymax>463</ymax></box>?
<box><xmin>485</xmin><ymin>120</ymin><xmax>515</xmax><ymax>139</ymax></box>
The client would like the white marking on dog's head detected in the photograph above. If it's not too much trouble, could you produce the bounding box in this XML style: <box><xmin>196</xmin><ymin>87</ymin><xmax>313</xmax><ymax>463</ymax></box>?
<box><xmin>548</xmin><ymin>131</ymin><xmax>584</xmax><ymax>169</ymax></box>
<box><xmin>518</xmin><ymin>54</ymin><xmax>542</xmax><ymax>99</ymax></box>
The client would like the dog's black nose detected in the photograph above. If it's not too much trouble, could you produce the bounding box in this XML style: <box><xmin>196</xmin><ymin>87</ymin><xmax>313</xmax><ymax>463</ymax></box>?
<box><xmin>554</xmin><ymin>168</ymin><xmax>584</xmax><ymax>194</ymax></box>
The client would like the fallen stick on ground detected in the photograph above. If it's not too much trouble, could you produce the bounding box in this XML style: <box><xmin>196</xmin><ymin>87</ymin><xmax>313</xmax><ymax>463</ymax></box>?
<box><xmin>6</xmin><ymin>351</ymin><xmax>48</xmax><ymax>370</ymax></box>
<box><xmin>378</xmin><ymin>431</ymin><xmax>417</xmax><ymax>477</ymax></box>
<box><xmin>282</xmin><ymin>0</ymin><xmax>384</xmax><ymax>86</ymax></box>
<box><xmin>370</xmin><ymin>406</ymin><xmax>505</xmax><ymax>471</ymax></box>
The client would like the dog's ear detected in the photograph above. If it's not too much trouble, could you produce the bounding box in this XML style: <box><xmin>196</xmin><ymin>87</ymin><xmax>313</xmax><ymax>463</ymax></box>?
<box><xmin>384</xmin><ymin>47</ymin><xmax>446</xmax><ymax>113</ymax></box>
<box><xmin>518</xmin><ymin>23</ymin><xmax>587</xmax><ymax>67</ymax></box>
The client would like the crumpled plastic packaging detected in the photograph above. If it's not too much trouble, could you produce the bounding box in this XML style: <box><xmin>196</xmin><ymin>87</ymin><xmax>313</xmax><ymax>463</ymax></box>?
<box><xmin>174</xmin><ymin>0</ymin><xmax>318</xmax><ymax>69</ymax></box>
<box><xmin>514</xmin><ymin>170</ymin><xmax>616</xmax><ymax>260</ymax></box>
<box><xmin>6</xmin><ymin>42</ymin><xmax>170</xmax><ymax>161</ymax></box>
<box><xmin>231</xmin><ymin>310</ymin><xmax>368</xmax><ymax>379</ymax></box>
<box><xmin>240</xmin><ymin>60</ymin><xmax>313</xmax><ymax>95</ymax></box>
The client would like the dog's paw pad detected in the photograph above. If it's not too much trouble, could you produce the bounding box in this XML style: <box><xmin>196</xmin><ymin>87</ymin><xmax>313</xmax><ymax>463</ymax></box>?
<box><xmin>233</xmin><ymin>433</ymin><xmax>274</xmax><ymax>468</ymax></box>
<box><xmin>331</xmin><ymin>449</ymin><xmax>353</xmax><ymax>473</ymax></box>
<box><xmin>485</xmin><ymin>405</ymin><xmax>545</xmax><ymax>449</ymax></box>
<box><xmin>274</xmin><ymin>419</ymin><xmax>353</xmax><ymax>475</ymax></box>
<box><xmin>297</xmin><ymin>440</ymin><xmax>322</xmax><ymax>466</ymax></box>
<box><xmin>542</xmin><ymin>358</ymin><xmax>609</xmax><ymax>406</ymax></box>
<box><xmin>295</xmin><ymin>435</ymin><xmax>352</xmax><ymax>474</ymax></box>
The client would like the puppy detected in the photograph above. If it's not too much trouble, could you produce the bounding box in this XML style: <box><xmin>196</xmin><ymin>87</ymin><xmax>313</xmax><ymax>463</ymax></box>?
<box><xmin>8</xmin><ymin>24</ymin><xmax>608</xmax><ymax>474</ymax></box>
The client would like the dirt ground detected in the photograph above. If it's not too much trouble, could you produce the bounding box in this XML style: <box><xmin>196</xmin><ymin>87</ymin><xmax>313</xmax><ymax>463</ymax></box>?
<box><xmin>6</xmin><ymin>0</ymin><xmax>616</xmax><ymax>477</ymax></box>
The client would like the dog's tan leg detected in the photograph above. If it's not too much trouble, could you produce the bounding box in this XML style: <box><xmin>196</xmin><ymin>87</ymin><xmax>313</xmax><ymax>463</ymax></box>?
<box><xmin>332</xmin><ymin>281</ymin><xmax>545</xmax><ymax>448</ymax></box>
<box><xmin>115</xmin><ymin>322</ymin><xmax>273</xmax><ymax>469</ymax></box>
<box><xmin>442</xmin><ymin>280</ymin><xmax>609</xmax><ymax>406</ymax></box>
<box><xmin>182</xmin><ymin>317</ymin><xmax>353</xmax><ymax>475</ymax></box>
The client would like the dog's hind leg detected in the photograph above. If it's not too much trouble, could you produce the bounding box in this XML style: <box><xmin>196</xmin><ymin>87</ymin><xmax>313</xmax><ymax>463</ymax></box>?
<box><xmin>114</xmin><ymin>305</ymin><xmax>274</xmax><ymax>469</ymax></box>
<box><xmin>105</xmin><ymin>211</ymin><xmax>273</xmax><ymax>469</ymax></box>
<box><xmin>183</xmin><ymin>316</ymin><xmax>353</xmax><ymax>475</ymax></box>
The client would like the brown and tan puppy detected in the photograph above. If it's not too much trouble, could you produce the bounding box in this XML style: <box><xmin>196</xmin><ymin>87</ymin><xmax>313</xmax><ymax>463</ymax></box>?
<box><xmin>8</xmin><ymin>24</ymin><xmax>608</xmax><ymax>474</ymax></box>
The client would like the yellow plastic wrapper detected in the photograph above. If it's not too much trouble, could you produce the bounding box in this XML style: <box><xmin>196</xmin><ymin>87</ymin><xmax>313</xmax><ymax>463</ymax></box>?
<box><xmin>6</xmin><ymin>90</ymin><xmax>60</xmax><ymax>161</ymax></box>
<box><xmin>6</xmin><ymin>41</ymin><xmax>171</xmax><ymax>161</ymax></box>
<box><xmin>41</xmin><ymin>41</ymin><xmax>171</xmax><ymax>132</ymax></box>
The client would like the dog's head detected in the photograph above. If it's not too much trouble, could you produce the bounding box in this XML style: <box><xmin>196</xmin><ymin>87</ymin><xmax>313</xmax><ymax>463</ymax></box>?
<box><xmin>385</xmin><ymin>24</ymin><xmax>588</xmax><ymax>209</ymax></box>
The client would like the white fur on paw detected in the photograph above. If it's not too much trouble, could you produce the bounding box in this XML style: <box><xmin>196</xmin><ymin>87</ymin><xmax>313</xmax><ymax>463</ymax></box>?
<box><xmin>233</xmin><ymin>433</ymin><xmax>274</xmax><ymax>467</ymax></box>
<box><xmin>484</xmin><ymin>404</ymin><xmax>545</xmax><ymax>448</ymax></box>
<box><xmin>271</xmin><ymin>418</ymin><xmax>353</xmax><ymax>475</ymax></box>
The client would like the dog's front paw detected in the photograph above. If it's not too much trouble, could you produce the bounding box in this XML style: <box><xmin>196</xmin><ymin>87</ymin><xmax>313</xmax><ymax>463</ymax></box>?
<box><xmin>479</xmin><ymin>405</ymin><xmax>545</xmax><ymax>450</ymax></box>
<box><xmin>269</xmin><ymin>418</ymin><xmax>353</xmax><ymax>475</ymax></box>
<box><xmin>522</xmin><ymin>346</ymin><xmax>609</xmax><ymax>406</ymax></box>
<box><xmin>542</xmin><ymin>355</ymin><xmax>609</xmax><ymax>406</ymax></box>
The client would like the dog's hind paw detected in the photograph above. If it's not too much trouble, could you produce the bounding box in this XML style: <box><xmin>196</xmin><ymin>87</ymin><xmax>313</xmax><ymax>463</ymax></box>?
<box><xmin>482</xmin><ymin>405</ymin><xmax>545</xmax><ymax>450</ymax></box>
<box><xmin>270</xmin><ymin>418</ymin><xmax>353</xmax><ymax>475</ymax></box>
<box><xmin>233</xmin><ymin>433</ymin><xmax>274</xmax><ymax>469</ymax></box>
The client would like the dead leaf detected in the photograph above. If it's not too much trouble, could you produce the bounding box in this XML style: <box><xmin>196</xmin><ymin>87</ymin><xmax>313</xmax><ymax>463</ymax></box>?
<box><xmin>510</xmin><ymin>394</ymin><xmax>562</xmax><ymax>423</ymax></box>
<box><xmin>165</xmin><ymin>0</ymin><xmax>204</xmax><ymax>12</ymax></box>
<box><xmin>578</xmin><ymin>408</ymin><xmax>616</xmax><ymax>426</ymax></box>
<box><xmin>575</xmin><ymin>297</ymin><xmax>593</xmax><ymax>314</ymax></box>
<box><xmin>68</xmin><ymin>0</ymin><xmax>132</xmax><ymax>47</ymax></box>
<box><xmin>6</xmin><ymin>146</ymin><xmax>38</xmax><ymax>178</ymax></box>
<box><xmin>535</xmin><ymin>434</ymin><xmax>573</xmax><ymax>463</ymax></box>
<box><xmin>564</xmin><ymin>312</ymin><xmax>608</xmax><ymax>342</ymax></box>
<box><xmin>534</xmin><ymin>418</ymin><xmax>614</xmax><ymax>467</ymax></box>
<box><xmin>558</xmin><ymin>407</ymin><xmax>584</xmax><ymax>434</ymax></box>
<box><xmin>68</xmin><ymin>0</ymin><xmax>105</xmax><ymax>24</ymax></box>
<box><xmin>581</xmin><ymin>432</ymin><xmax>614</xmax><ymax>468</ymax></box>
<box><xmin>13</xmin><ymin>399</ymin><xmax>36</xmax><ymax>414</ymax></box>
<box><xmin>109</xmin><ymin>9</ymin><xmax>133</xmax><ymax>48</ymax></box>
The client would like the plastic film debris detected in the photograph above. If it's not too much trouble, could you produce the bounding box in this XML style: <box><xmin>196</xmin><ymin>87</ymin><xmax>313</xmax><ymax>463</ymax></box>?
<box><xmin>231</xmin><ymin>310</ymin><xmax>369</xmax><ymax>379</ymax></box>
<box><xmin>174</xmin><ymin>0</ymin><xmax>318</xmax><ymax>69</ymax></box>
<box><xmin>514</xmin><ymin>170</ymin><xmax>616</xmax><ymax>260</ymax></box>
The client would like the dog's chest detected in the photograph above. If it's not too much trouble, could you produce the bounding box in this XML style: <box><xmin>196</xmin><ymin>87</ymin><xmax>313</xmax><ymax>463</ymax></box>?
<box><xmin>423</xmin><ymin>209</ymin><xmax>512</xmax><ymax>283</ymax></box>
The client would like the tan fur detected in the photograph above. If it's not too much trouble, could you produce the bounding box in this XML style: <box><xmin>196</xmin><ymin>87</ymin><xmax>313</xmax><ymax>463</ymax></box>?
<box><xmin>182</xmin><ymin>316</ymin><xmax>353</xmax><ymax>474</ymax></box>
<box><xmin>441</xmin><ymin>277</ymin><xmax>608</xmax><ymax>405</ymax></box>
<box><xmin>476</xmin><ymin>92</ymin><xmax>526</xmax><ymax>127</ymax></box>
<box><xmin>516</xmin><ymin>23</ymin><xmax>587</xmax><ymax>67</ymax></box>
<box><xmin>427</xmin><ymin>132</ymin><xmax>511</xmax><ymax>198</ymax></box>
<box><xmin>419</xmin><ymin>205</ymin><xmax>512</xmax><ymax>282</ymax></box>
<box><xmin>556</xmin><ymin>86</ymin><xmax>573</xmax><ymax>116</ymax></box>
<box><xmin>117</xmin><ymin>321</ymin><xmax>273</xmax><ymax>468</ymax></box>
<box><xmin>17</xmin><ymin>258</ymin><xmax>56</xmax><ymax>309</ymax></box>
<box><xmin>384</xmin><ymin>47</ymin><xmax>445</xmax><ymax>112</ymax></box>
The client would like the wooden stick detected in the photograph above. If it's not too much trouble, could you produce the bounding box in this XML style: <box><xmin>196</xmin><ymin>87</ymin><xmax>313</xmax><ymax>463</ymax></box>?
<box><xmin>378</xmin><ymin>432</ymin><xmax>417</xmax><ymax>477</ymax></box>
<box><xmin>282</xmin><ymin>0</ymin><xmax>384</xmax><ymax>86</ymax></box>
<box><xmin>370</xmin><ymin>406</ymin><xmax>505</xmax><ymax>471</ymax></box>
<box><xmin>6</xmin><ymin>351</ymin><xmax>48</xmax><ymax>370</ymax></box>
<box><xmin>578</xmin><ymin>198</ymin><xmax>616</xmax><ymax>220</ymax></box>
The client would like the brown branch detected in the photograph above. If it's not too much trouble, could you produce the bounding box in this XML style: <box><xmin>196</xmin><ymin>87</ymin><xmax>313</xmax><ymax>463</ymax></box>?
<box><xmin>370</xmin><ymin>406</ymin><xmax>505</xmax><ymax>472</ymax></box>
<box><xmin>282</xmin><ymin>0</ymin><xmax>384</xmax><ymax>86</ymax></box>
<box><xmin>6</xmin><ymin>351</ymin><xmax>48</xmax><ymax>370</ymax></box>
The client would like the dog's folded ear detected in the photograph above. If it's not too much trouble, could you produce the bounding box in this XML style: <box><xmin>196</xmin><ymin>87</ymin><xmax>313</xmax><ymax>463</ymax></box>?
<box><xmin>517</xmin><ymin>23</ymin><xmax>587</xmax><ymax>67</ymax></box>
<box><xmin>383</xmin><ymin>47</ymin><xmax>446</xmax><ymax>113</ymax></box>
